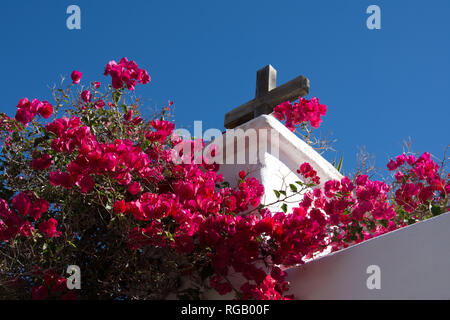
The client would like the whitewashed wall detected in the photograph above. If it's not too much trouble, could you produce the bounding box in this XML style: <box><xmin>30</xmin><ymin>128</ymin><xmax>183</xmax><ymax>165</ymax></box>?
<box><xmin>285</xmin><ymin>212</ymin><xmax>450</xmax><ymax>299</ymax></box>
<box><xmin>216</xmin><ymin>114</ymin><xmax>342</xmax><ymax>214</ymax></box>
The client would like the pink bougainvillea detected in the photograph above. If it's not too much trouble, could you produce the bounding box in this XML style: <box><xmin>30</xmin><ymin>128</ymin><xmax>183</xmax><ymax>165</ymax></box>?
<box><xmin>0</xmin><ymin>58</ymin><xmax>447</xmax><ymax>300</ymax></box>
<box><xmin>71</xmin><ymin>70</ymin><xmax>82</xmax><ymax>84</ymax></box>
<box><xmin>15</xmin><ymin>98</ymin><xmax>53</xmax><ymax>126</ymax></box>
<box><xmin>104</xmin><ymin>57</ymin><xmax>150</xmax><ymax>90</ymax></box>
<box><xmin>273</xmin><ymin>97</ymin><xmax>327</xmax><ymax>131</ymax></box>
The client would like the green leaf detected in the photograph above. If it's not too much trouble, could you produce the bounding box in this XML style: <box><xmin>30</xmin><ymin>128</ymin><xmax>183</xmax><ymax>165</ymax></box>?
<box><xmin>273</xmin><ymin>190</ymin><xmax>281</xmax><ymax>198</ymax></box>
<box><xmin>164</xmin><ymin>231</ymin><xmax>174</xmax><ymax>241</ymax></box>
<box><xmin>113</xmin><ymin>91</ymin><xmax>122</xmax><ymax>104</ymax></box>
<box><xmin>68</xmin><ymin>241</ymin><xmax>77</xmax><ymax>248</ymax></box>
<box><xmin>289</xmin><ymin>184</ymin><xmax>298</xmax><ymax>193</ymax></box>
<box><xmin>336</xmin><ymin>156</ymin><xmax>344</xmax><ymax>173</ymax></box>
<box><xmin>281</xmin><ymin>203</ymin><xmax>287</xmax><ymax>213</ymax></box>
<box><xmin>279</xmin><ymin>190</ymin><xmax>287</xmax><ymax>196</ymax></box>
<box><xmin>379</xmin><ymin>219</ymin><xmax>388</xmax><ymax>228</ymax></box>
<box><xmin>431</xmin><ymin>205</ymin><xmax>441</xmax><ymax>217</ymax></box>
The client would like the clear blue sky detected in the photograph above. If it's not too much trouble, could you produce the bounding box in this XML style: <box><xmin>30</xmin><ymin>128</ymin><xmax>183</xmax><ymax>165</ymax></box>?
<box><xmin>1</xmin><ymin>0</ymin><xmax>449</xmax><ymax>175</ymax></box>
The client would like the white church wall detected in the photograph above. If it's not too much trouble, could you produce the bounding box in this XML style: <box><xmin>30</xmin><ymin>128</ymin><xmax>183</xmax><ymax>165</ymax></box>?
<box><xmin>216</xmin><ymin>114</ymin><xmax>342</xmax><ymax>214</ymax></box>
<box><xmin>285</xmin><ymin>211</ymin><xmax>450</xmax><ymax>299</ymax></box>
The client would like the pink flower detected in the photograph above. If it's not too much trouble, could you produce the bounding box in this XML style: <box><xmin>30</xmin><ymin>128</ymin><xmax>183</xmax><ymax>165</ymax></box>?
<box><xmin>38</xmin><ymin>218</ymin><xmax>62</xmax><ymax>238</ymax></box>
<box><xmin>16</xmin><ymin>97</ymin><xmax>30</xmax><ymax>109</ymax></box>
<box><xmin>77</xmin><ymin>175</ymin><xmax>95</xmax><ymax>193</ymax></box>
<box><xmin>394</xmin><ymin>171</ymin><xmax>405</xmax><ymax>182</ymax></box>
<box><xmin>395</xmin><ymin>154</ymin><xmax>406</xmax><ymax>166</ymax></box>
<box><xmin>81</xmin><ymin>90</ymin><xmax>91</xmax><ymax>103</ymax></box>
<box><xmin>37</xmin><ymin>102</ymin><xmax>53</xmax><ymax>119</ymax></box>
<box><xmin>30</xmin><ymin>99</ymin><xmax>42</xmax><ymax>114</ymax></box>
<box><xmin>256</xmin><ymin>216</ymin><xmax>274</xmax><ymax>234</ymax></box>
<box><xmin>69</xmin><ymin>116</ymin><xmax>81</xmax><ymax>128</ymax></box>
<box><xmin>49</xmin><ymin>170</ymin><xmax>74</xmax><ymax>189</ymax></box>
<box><xmin>128</xmin><ymin>181</ymin><xmax>141</xmax><ymax>195</ymax></box>
<box><xmin>418</xmin><ymin>186</ymin><xmax>434</xmax><ymax>202</ymax></box>
<box><xmin>141</xmin><ymin>70</ymin><xmax>151</xmax><ymax>84</ymax></box>
<box><xmin>46</xmin><ymin>117</ymin><xmax>70</xmax><ymax>136</ymax></box>
<box><xmin>113</xmin><ymin>200</ymin><xmax>126</xmax><ymax>213</ymax></box>
<box><xmin>15</xmin><ymin>107</ymin><xmax>33</xmax><ymax>125</ymax></box>
<box><xmin>28</xmin><ymin>198</ymin><xmax>49</xmax><ymax>221</ymax></box>
<box><xmin>270</xmin><ymin>266</ymin><xmax>287</xmax><ymax>282</ymax></box>
<box><xmin>355</xmin><ymin>174</ymin><xmax>368</xmax><ymax>186</ymax></box>
<box><xmin>52</xmin><ymin>277</ymin><xmax>67</xmax><ymax>293</ymax></box>
<box><xmin>387</xmin><ymin>159</ymin><xmax>398</xmax><ymax>171</ymax></box>
<box><xmin>71</xmin><ymin>70</ymin><xmax>82</xmax><ymax>84</ymax></box>
<box><xmin>406</xmin><ymin>154</ymin><xmax>416</xmax><ymax>166</ymax></box>
<box><xmin>94</xmin><ymin>99</ymin><xmax>105</xmax><ymax>109</ymax></box>
<box><xmin>131</xmin><ymin>115</ymin><xmax>142</xmax><ymax>124</ymax></box>
<box><xmin>19</xmin><ymin>221</ymin><xmax>34</xmax><ymax>237</ymax></box>
<box><xmin>43</xmin><ymin>270</ymin><xmax>59</xmax><ymax>288</ymax></box>
<box><xmin>31</xmin><ymin>154</ymin><xmax>53</xmax><ymax>171</ymax></box>
<box><xmin>124</xmin><ymin>110</ymin><xmax>133</xmax><ymax>121</ymax></box>
<box><xmin>12</xmin><ymin>192</ymin><xmax>31</xmax><ymax>216</ymax></box>
<box><xmin>372</xmin><ymin>204</ymin><xmax>396</xmax><ymax>220</ymax></box>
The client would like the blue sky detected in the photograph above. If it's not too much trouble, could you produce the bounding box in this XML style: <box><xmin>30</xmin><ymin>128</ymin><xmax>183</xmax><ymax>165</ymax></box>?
<box><xmin>0</xmin><ymin>0</ymin><xmax>449</xmax><ymax>175</ymax></box>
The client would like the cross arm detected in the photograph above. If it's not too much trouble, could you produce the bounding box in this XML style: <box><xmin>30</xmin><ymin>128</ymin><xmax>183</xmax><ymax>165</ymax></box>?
<box><xmin>224</xmin><ymin>75</ymin><xmax>310</xmax><ymax>129</ymax></box>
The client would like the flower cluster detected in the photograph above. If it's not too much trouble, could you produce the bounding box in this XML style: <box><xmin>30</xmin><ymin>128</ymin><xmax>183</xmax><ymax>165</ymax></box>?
<box><xmin>0</xmin><ymin>58</ymin><xmax>447</xmax><ymax>301</ymax></box>
<box><xmin>31</xmin><ymin>153</ymin><xmax>53</xmax><ymax>171</ymax></box>
<box><xmin>31</xmin><ymin>269</ymin><xmax>77</xmax><ymax>300</ymax></box>
<box><xmin>45</xmin><ymin>116</ymin><xmax>176</xmax><ymax>194</ymax></box>
<box><xmin>297</xmin><ymin>162</ymin><xmax>320</xmax><ymax>184</ymax></box>
<box><xmin>388</xmin><ymin>152</ymin><xmax>449</xmax><ymax>214</ymax></box>
<box><xmin>15</xmin><ymin>98</ymin><xmax>53</xmax><ymax>126</ymax></box>
<box><xmin>198</xmin><ymin>210</ymin><xmax>291</xmax><ymax>299</ymax></box>
<box><xmin>0</xmin><ymin>193</ymin><xmax>59</xmax><ymax>241</ymax></box>
<box><xmin>272</xmin><ymin>97</ymin><xmax>327</xmax><ymax>131</ymax></box>
<box><xmin>104</xmin><ymin>57</ymin><xmax>151</xmax><ymax>90</ymax></box>
<box><xmin>291</xmin><ymin>167</ymin><xmax>401</xmax><ymax>250</ymax></box>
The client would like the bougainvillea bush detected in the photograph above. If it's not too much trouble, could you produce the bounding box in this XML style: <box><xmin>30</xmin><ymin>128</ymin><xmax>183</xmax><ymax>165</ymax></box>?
<box><xmin>0</xmin><ymin>58</ymin><xmax>448</xmax><ymax>300</ymax></box>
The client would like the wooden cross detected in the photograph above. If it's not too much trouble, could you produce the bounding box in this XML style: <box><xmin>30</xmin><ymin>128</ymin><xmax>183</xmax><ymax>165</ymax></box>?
<box><xmin>224</xmin><ymin>65</ymin><xmax>310</xmax><ymax>129</ymax></box>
